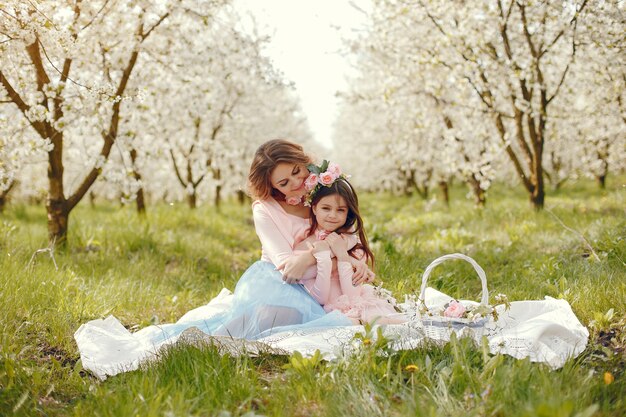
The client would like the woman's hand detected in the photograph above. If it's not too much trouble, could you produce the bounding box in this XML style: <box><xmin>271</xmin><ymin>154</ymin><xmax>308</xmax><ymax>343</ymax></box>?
<box><xmin>276</xmin><ymin>248</ymin><xmax>315</xmax><ymax>284</ymax></box>
<box><xmin>349</xmin><ymin>258</ymin><xmax>375</xmax><ymax>285</ymax></box>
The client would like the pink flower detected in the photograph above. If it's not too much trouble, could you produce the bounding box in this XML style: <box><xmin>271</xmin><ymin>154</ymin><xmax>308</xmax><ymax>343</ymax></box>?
<box><xmin>327</xmin><ymin>162</ymin><xmax>342</xmax><ymax>177</ymax></box>
<box><xmin>315</xmin><ymin>228</ymin><xmax>331</xmax><ymax>240</ymax></box>
<box><xmin>319</xmin><ymin>171</ymin><xmax>336</xmax><ymax>185</ymax></box>
<box><xmin>304</xmin><ymin>173</ymin><xmax>319</xmax><ymax>191</ymax></box>
<box><xmin>443</xmin><ymin>300</ymin><xmax>466</xmax><ymax>318</ymax></box>
<box><xmin>285</xmin><ymin>196</ymin><xmax>302</xmax><ymax>206</ymax></box>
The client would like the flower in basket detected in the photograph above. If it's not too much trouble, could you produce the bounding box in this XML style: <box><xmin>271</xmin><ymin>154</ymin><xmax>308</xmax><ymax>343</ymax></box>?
<box><xmin>439</xmin><ymin>300</ymin><xmax>495</xmax><ymax>322</ymax></box>
<box><xmin>443</xmin><ymin>300</ymin><xmax>466</xmax><ymax>318</ymax></box>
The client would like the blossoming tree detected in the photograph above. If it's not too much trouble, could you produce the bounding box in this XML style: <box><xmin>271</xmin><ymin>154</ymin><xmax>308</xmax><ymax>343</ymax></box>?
<box><xmin>0</xmin><ymin>0</ymin><xmax>227</xmax><ymax>243</ymax></box>
<box><xmin>336</xmin><ymin>0</ymin><xmax>622</xmax><ymax>209</ymax></box>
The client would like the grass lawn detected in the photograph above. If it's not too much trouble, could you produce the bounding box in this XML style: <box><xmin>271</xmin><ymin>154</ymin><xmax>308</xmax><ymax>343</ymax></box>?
<box><xmin>0</xmin><ymin>178</ymin><xmax>624</xmax><ymax>416</ymax></box>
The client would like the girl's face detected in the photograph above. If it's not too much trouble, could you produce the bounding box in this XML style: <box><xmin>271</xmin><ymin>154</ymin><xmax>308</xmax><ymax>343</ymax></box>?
<box><xmin>270</xmin><ymin>163</ymin><xmax>309</xmax><ymax>199</ymax></box>
<box><xmin>312</xmin><ymin>194</ymin><xmax>349</xmax><ymax>232</ymax></box>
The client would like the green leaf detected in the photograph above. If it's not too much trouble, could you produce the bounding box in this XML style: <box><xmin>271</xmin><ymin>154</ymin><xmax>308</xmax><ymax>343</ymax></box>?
<box><xmin>307</xmin><ymin>163</ymin><xmax>321</xmax><ymax>175</ymax></box>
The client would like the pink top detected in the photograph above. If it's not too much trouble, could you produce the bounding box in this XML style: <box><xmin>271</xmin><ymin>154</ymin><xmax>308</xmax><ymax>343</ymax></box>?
<box><xmin>252</xmin><ymin>199</ymin><xmax>310</xmax><ymax>266</ymax></box>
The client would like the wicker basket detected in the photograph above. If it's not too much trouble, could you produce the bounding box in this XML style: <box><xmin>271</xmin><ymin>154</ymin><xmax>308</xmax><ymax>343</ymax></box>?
<box><xmin>417</xmin><ymin>253</ymin><xmax>491</xmax><ymax>341</ymax></box>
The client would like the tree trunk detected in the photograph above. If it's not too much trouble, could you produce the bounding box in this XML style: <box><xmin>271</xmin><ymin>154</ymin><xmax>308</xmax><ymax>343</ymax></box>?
<box><xmin>187</xmin><ymin>191</ymin><xmax>197</xmax><ymax>209</ymax></box>
<box><xmin>529</xmin><ymin>140</ymin><xmax>545</xmax><ymax>210</ymax></box>
<box><xmin>530</xmin><ymin>140</ymin><xmax>545</xmax><ymax>210</ymax></box>
<box><xmin>530</xmin><ymin>189</ymin><xmax>544</xmax><ymax>209</ymax></box>
<box><xmin>467</xmin><ymin>175</ymin><xmax>486</xmax><ymax>207</ymax></box>
<box><xmin>596</xmin><ymin>154</ymin><xmax>608</xmax><ymax>189</ymax></box>
<box><xmin>0</xmin><ymin>180</ymin><xmax>16</xmax><ymax>213</ymax></box>
<box><xmin>129</xmin><ymin>148</ymin><xmax>146</xmax><ymax>215</ymax></box>
<box><xmin>438</xmin><ymin>181</ymin><xmax>450</xmax><ymax>206</ymax></box>
<box><xmin>213</xmin><ymin>168</ymin><xmax>222</xmax><ymax>210</ymax></box>
<box><xmin>135</xmin><ymin>187</ymin><xmax>146</xmax><ymax>214</ymax></box>
<box><xmin>214</xmin><ymin>185</ymin><xmax>222</xmax><ymax>211</ymax></box>
<box><xmin>47</xmin><ymin>197</ymin><xmax>69</xmax><ymax>245</ymax></box>
<box><xmin>47</xmin><ymin>121</ymin><xmax>67</xmax><ymax>244</ymax></box>
<box><xmin>237</xmin><ymin>189</ymin><xmax>247</xmax><ymax>205</ymax></box>
<box><xmin>406</xmin><ymin>169</ymin><xmax>429</xmax><ymax>199</ymax></box>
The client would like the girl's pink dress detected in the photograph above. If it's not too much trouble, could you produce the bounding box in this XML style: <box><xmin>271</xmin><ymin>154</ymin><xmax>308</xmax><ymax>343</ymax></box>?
<box><xmin>296</xmin><ymin>237</ymin><xmax>406</xmax><ymax>325</ymax></box>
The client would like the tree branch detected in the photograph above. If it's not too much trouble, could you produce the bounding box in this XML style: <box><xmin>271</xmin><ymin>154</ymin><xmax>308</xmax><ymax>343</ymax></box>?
<box><xmin>518</xmin><ymin>3</ymin><xmax>539</xmax><ymax>58</ymax></box>
<box><xmin>80</xmin><ymin>0</ymin><xmax>110</xmax><ymax>32</ymax></box>
<box><xmin>141</xmin><ymin>12</ymin><xmax>170</xmax><ymax>41</ymax></box>
<box><xmin>67</xmin><ymin>8</ymin><xmax>167</xmax><ymax>211</ymax></box>
<box><xmin>169</xmin><ymin>147</ymin><xmax>187</xmax><ymax>188</ymax></box>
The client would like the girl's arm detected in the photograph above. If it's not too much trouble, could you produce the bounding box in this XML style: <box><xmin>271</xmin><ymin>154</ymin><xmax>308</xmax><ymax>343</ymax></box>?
<box><xmin>307</xmin><ymin>242</ymin><xmax>333</xmax><ymax>304</ymax></box>
<box><xmin>337</xmin><ymin>260</ymin><xmax>360</xmax><ymax>298</ymax></box>
<box><xmin>330</xmin><ymin>232</ymin><xmax>374</xmax><ymax>285</ymax></box>
<box><xmin>326</xmin><ymin>234</ymin><xmax>361</xmax><ymax>298</ymax></box>
<box><xmin>252</xmin><ymin>203</ymin><xmax>315</xmax><ymax>281</ymax></box>
<box><xmin>340</xmin><ymin>233</ymin><xmax>374</xmax><ymax>284</ymax></box>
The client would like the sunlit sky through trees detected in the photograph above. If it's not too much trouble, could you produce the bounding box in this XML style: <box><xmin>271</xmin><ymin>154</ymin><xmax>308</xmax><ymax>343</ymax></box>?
<box><xmin>235</xmin><ymin>0</ymin><xmax>370</xmax><ymax>149</ymax></box>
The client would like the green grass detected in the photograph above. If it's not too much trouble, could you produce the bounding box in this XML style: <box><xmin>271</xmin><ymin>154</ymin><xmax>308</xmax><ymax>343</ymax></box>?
<box><xmin>0</xmin><ymin>178</ymin><xmax>624</xmax><ymax>416</ymax></box>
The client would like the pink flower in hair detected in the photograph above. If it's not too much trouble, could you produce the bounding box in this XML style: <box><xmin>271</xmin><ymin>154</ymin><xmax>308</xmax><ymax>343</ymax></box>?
<box><xmin>327</xmin><ymin>162</ymin><xmax>342</xmax><ymax>177</ymax></box>
<box><xmin>304</xmin><ymin>173</ymin><xmax>319</xmax><ymax>191</ymax></box>
<box><xmin>319</xmin><ymin>171</ymin><xmax>335</xmax><ymax>185</ymax></box>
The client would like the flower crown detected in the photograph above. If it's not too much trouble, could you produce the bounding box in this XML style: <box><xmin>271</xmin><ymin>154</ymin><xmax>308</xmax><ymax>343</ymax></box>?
<box><xmin>304</xmin><ymin>160</ymin><xmax>349</xmax><ymax>206</ymax></box>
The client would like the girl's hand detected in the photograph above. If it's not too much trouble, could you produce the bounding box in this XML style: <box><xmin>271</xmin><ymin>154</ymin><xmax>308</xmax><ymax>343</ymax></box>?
<box><xmin>276</xmin><ymin>249</ymin><xmax>315</xmax><ymax>284</ymax></box>
<box><xmin>350</xmin><ymin>258</ymin><xmax>375</xmax><ymax>285</ymax></box>
<box><xmin>325</xmin><ymin>233</ymin><xmax>349</xmax><ymax>259</ymax></box>
<box><xmin>312</xmin><ymin>240</ymin><xmax>330</xmax><ymax>253</ymax></box>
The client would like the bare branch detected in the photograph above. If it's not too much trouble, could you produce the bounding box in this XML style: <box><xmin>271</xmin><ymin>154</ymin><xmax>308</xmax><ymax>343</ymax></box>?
<box><xmin>0</xmin><ymin>8</ymin><xmax>19</xmax><ymax>21</ymax></box>
<box><xmin>518</xmin><ymin>3</ymin><xmax>539</xmax><ymax>58</ymax></box>
<box><xmin>547</xmin><ymin>6</ymin><xmax>583</xmax><ymax>105</ymax></box>
<box><xmin>35</xmin><ymin>37</ymin><xmax>92</xmax><ymax>91</ymax></box>
<box><xmin>418</xmin><ymin>1</ymin><xmax>448</xmax><ymax>37</ymax></box>
<box><xmin>541</xmin><ymin>0</ymin><xmax>588</xmax><ymax>58</ymax></box>
<box><xmin>141</xmin><ymin>12</ymin><xmax>170</xmax><ymax>41</ymax></box>
<box><xmin>80</xmin><ymin>0</ymin><xmax>111</xmax><ymax>32</ymax></box>
<box><xmin>169</xmin><ymin>147</ymin><xmax>188</xmax><ymax>188</ymax></box>
<box><xmin>1</xmin><ymin>68</ymin><xmax>49</xmax><ymax>139</ymax></box>
<box><xmin>25</xmin><ymin>0</ymin><xmax>60</xmax><ymax>31</ymax></box>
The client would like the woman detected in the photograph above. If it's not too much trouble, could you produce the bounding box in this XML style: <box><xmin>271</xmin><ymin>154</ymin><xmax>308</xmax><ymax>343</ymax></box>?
<box><xmin>74</xmin><ymin>139</ymin><xmax>375</xmax><ymax>379</ymax></box>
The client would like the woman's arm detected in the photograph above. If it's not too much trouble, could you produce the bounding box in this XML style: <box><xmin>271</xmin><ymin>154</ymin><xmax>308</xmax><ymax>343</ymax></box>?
<box><xmin>253</xmin><ymin>203</ymin><xmax>315</xmax><ymax>282</ymax></box>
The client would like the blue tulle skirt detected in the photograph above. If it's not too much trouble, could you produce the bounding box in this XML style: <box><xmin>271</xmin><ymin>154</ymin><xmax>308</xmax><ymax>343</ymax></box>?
<box><xmin>150</xmin><ymin>261</ymin><xmax>352</xmax><ymax>344</ymax></box>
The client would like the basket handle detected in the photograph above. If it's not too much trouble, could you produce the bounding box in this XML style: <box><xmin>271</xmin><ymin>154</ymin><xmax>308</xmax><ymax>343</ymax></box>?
<box><xmin>419</xmin><ymin>253</ymin><xmax>489</xmax><ymax>306</ymax></box>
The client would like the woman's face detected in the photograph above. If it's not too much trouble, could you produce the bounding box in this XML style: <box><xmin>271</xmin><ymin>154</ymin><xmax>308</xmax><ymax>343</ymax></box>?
<box><xmin>312</xmin><ymin>194</ymin><xmax>349</xmax><ymax>232</ymax></box>
<box><xmin>270</xmin><ymin>163</ymin><xmax>309</xmax><ymax>199</ymax></box>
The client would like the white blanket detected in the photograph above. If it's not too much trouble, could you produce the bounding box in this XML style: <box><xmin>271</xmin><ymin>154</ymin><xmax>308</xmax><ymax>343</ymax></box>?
<box><xmin>74</xmin><ymin>287</ymin><xmax>589</xmax><ymax>380</ymax></box>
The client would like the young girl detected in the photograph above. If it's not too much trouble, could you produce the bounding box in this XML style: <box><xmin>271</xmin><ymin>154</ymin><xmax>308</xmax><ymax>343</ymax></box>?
<box><xmin>294</xmin><ymin>162</ymin><xmax>407</xmax><ymax>325</ymax></box>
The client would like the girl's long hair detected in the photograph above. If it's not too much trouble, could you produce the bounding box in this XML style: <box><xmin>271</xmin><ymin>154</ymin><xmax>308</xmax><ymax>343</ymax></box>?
<box><xmin>307</xmin><ymin>178</ymin><xmax>375</xmax><ymax>268</ymax></box>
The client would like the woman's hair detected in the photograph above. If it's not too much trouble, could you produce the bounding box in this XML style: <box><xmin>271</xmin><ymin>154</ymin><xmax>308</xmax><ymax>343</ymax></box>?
<box><xmin>308</xmin><ymin>178</ymin><xmax>375</xmax><ymax>267</ymax></box>
<box><xmin>247</xmin><ymin>139</ymin><xmax>312</xmax><ymax>200</ymax></box>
